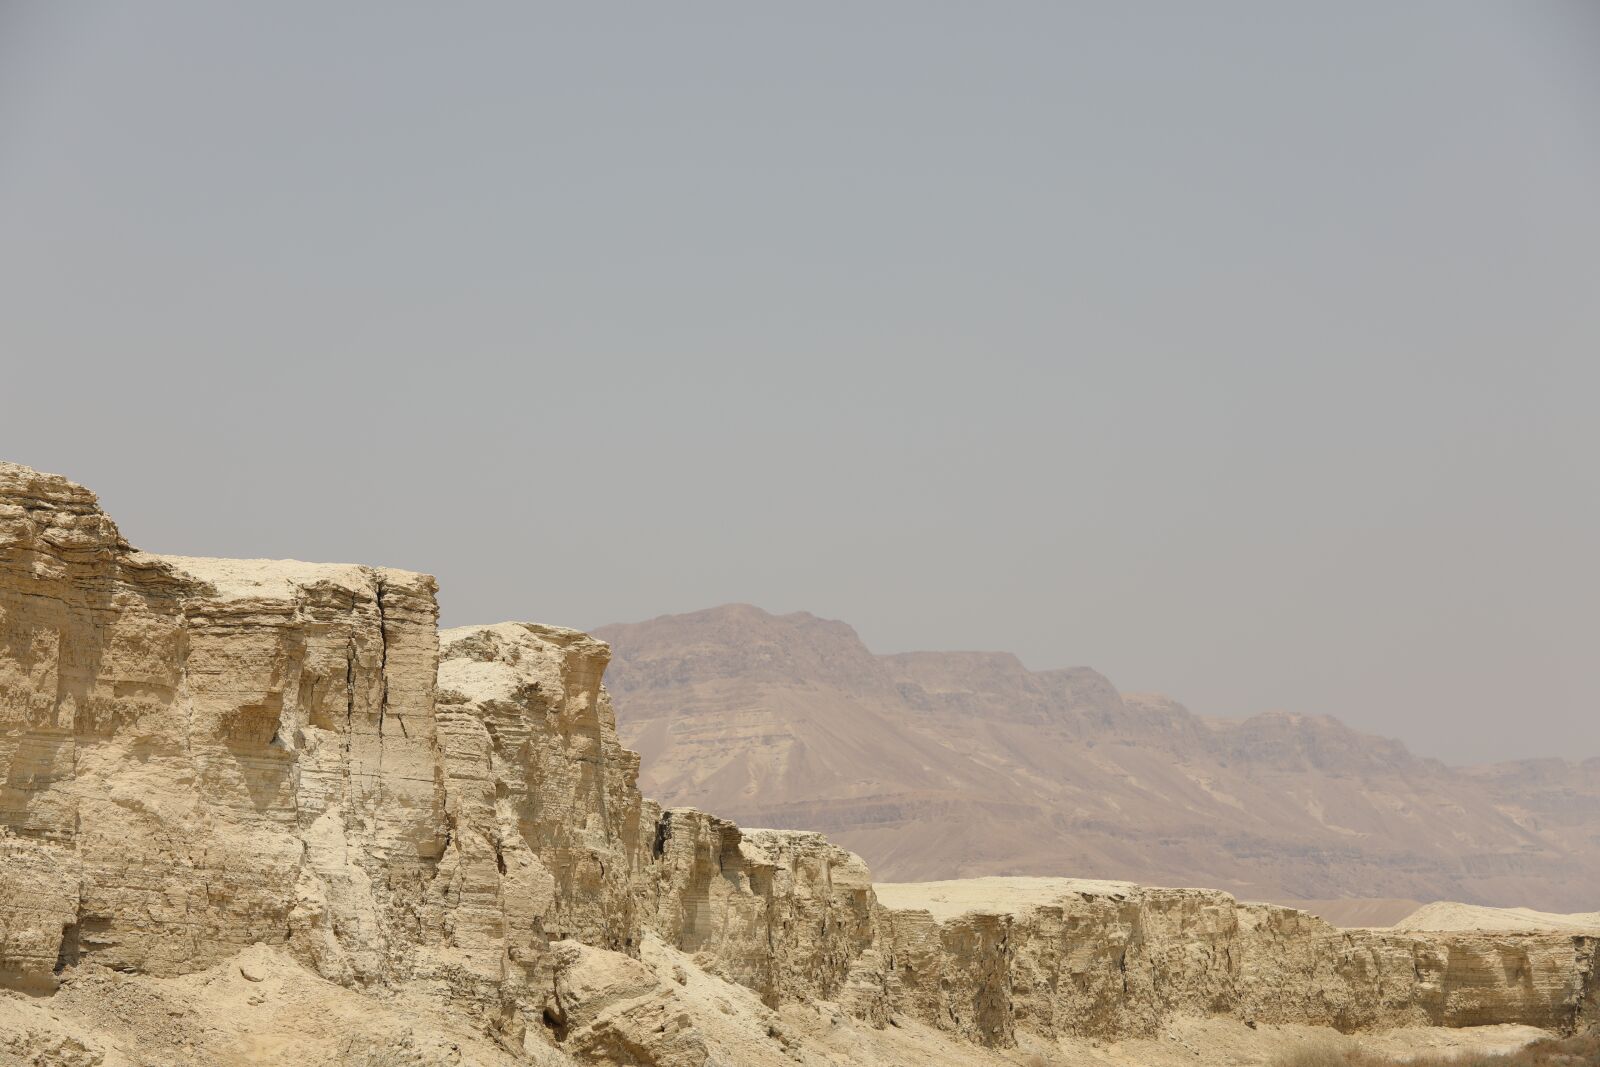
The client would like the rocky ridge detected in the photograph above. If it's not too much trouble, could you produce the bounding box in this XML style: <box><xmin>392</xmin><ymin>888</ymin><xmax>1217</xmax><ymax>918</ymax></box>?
<box><xmin>1</xmin><ymin>461</ymin><xmax>1596</xmax><ymax>1066</ymax></box>
<box><xmin>596</xmin><ymin>605</ymin><xmax>1600</xmax><ymax>910</ymax></box>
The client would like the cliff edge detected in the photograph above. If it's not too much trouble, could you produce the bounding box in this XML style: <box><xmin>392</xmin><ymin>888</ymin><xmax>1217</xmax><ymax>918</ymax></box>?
<box><xmin>1</xmin><ymin>462</ymin><xmax>1594</xmax><ymax>1066</ymax></box>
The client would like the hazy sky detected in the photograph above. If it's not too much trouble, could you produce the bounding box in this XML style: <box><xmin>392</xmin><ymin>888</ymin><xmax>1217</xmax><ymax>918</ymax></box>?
<box><xmin>3</xmin><ymin>3</ymin><xmax>1596</xmax><ymax>764</ymax></box>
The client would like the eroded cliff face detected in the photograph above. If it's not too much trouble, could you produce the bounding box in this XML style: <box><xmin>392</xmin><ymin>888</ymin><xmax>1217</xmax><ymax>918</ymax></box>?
<box><xmin>1</xmin><ymin>461</ymin><xmax>1594</xmax><ymax>1065</ymax></box>
<box><xmin>875</xmin><ymin>881</ymin><xmax>1599</xmax><ymax>1045</ymax></box>
<box><xmin>0</xmin><ymin>462</ymin><xmax>446</xmax><ymax>989</ymax></box>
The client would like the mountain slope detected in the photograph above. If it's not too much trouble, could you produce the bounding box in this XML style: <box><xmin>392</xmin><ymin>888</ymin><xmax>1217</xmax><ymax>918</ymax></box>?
<box><xmin>596</xmin><ymin>604</ymin><xmax>1600</xmax><ymax>910</ymax></box>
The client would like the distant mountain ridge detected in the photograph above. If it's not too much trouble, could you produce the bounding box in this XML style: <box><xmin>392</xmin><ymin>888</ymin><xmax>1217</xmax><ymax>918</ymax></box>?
<box><xmin>596</xmin><ymin>604</ymin><xmax>1600</xmax><ymax>911</ymax></box>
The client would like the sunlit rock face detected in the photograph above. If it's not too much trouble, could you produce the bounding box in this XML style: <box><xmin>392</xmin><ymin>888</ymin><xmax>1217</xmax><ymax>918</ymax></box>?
<box><xmin>876</xmin><ymin>880</ymin><xmax>1596</xmax><ymax>1041</ymax></box>
<box><xmin>0</xmin><ymin>459</ymin><xmax>447</xmax><ymax>989</ymax></box>
<box><xmin>0</xmin><ymin>460</ymin><xmax>1594</xmax><ymax>1063</ymax></box>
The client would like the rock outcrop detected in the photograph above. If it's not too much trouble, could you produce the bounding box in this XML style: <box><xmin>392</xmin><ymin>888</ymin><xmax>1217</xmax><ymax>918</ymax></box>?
<box><xmin>876</xmin><ymin>879</ymin><xmax>1600</xmax><ymax>1041</ymax></box>
<box><xmin>1</xmin><ymin>462</ymin><xmax>1595</xmax><ymax>1066</ymax></box>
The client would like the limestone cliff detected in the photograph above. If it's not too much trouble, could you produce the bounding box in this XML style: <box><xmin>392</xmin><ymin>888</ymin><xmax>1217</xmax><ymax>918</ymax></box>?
<box><xmin>876</xmin><ymin>879</ymin><xmax>1599</xmax><ymax>1042</ymax></box>
<box><xmin>0</xmin><ymin>462</ymin><xmax>1594</xmax><ymax>1066</ymax></box>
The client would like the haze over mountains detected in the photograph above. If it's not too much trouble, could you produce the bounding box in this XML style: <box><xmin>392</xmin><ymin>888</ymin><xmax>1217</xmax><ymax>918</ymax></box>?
<box><xmin>597</xmin><ymin>604</ymin><xmax>1600</xmax><ymax>914</ymax></box>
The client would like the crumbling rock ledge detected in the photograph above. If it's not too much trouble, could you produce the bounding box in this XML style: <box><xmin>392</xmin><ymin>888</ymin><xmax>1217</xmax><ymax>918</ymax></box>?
<box><xmin>875</xmin><ymin>879</ymin><xmax>1599</xmax><ymax>1044</ymax></box>
<box><xmin>1</xmin><ymin>460</ymin><xmax>1595</xmax><ymax>1065</ymax></box>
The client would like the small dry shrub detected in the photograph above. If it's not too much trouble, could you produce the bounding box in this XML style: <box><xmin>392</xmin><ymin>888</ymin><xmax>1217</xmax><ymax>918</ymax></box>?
<box><xmin>1270</xmin><ymin>1038</ymin><xmax>1356</xmax><ymax>1067</ymax></box>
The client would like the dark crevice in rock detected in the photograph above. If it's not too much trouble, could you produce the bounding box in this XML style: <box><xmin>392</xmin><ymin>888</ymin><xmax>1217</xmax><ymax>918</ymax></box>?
<box><xmin>343</xmin><ymin>637</ymin><xmax>357</xmax><ymax>755</ymax></box>
<box><xmin>373</xmin><ymin>573</ymin><xmax>389</xmax><ymax>737</ymax></box>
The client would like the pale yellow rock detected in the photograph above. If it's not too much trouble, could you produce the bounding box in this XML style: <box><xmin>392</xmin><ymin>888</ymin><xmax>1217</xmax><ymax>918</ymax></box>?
<box><xmin>875</xmin><ymin>877</ymin><xmax>1599</xmax><ymax>1039</ymax></box>
<box><xmin>1394</xmin><ymin>901</ymin><xmax>1600</xmax><ymax>936</ymax></box>
<box><xmin>876</xmin><ymin>876</ymin><xmax>1141</xmax><ymax>922</ymax></box>
<box><xmin>1</xmin><ymin>461</ymin><xmax>1596</xmax><ymax>1067</ymax></box>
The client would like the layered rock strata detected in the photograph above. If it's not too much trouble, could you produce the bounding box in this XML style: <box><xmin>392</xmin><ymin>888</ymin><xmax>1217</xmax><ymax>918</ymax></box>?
<box><xmin>1</xmin><ymin>461</ymin><xmax>1594</xmax><ymax>1062</ymax></box>
<box><xmin>875</xmin><ymin>880</ymin><xmax>1599</xmax><ymax>1043</ymax></box>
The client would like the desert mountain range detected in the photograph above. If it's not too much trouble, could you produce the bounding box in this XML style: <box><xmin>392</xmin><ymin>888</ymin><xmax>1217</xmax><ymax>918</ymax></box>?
<box><xmin>597</xmin><ymin>604</ymin><xmax>1600</xmax><ymax>915</ymax></box>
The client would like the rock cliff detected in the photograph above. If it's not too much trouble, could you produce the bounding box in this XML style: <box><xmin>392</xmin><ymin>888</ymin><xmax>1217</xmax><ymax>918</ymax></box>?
<box><xmin>1</xmin><ymin>462</ymin><xmax>1595</xmax><ymax>1066</ymax></box>
<box><xmin>875</xmin><ymin>879</ymin><xmax>1599</xmax><ymax>1041</ymax></box>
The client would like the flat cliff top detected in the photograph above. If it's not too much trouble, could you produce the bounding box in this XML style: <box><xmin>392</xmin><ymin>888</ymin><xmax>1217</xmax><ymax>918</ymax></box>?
<box><xmin>136</xmin><ymin>552</ymin><xmax>430</xmax><ymax>599</ymax></box>
<box><xmin>1263</xmin><ymin>898</ymin><xmax>1424</xmax><ymax>929</ymax></box>
<box><xmin>1393</xmin><ymin>901</ymin><xmax>1600</xmax><ymax>935</ymax></box>
<box><xmin>879</xmin><ymin>883</ymin><xmax>1430</xmax><ymax>929</ymax></box>
<box><xmin>874</xmin><ymin>876</ymin><xmax>1142</xmax><ymax>921</ymax></box>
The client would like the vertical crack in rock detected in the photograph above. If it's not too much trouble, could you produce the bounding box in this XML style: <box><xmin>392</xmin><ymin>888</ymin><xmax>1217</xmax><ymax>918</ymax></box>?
<box><xmin>53</xmin><ymin>886</ymin><xmax>84</xmax><ymax>976</ymax></box>
<box><xmin>543</xmin><ymin>968</ymin><xmax>570</xmax><ymax>1042</ymax></box>
<box><xmin>343</xmin><ymin>638</ymin><xmax>357</xmax><ymax>757</ymax></box>
<box><xmin>652</xmin><ymin>812</ymin><xmax>671</xmax><ymax>859</ymax></box>
<box><xmin>373</xmin><ymin>572</ymin><xmax>389</xmax><ymax>739</ymax></box>
<box><xmin>1572</xmin><ymin>937</ymin><xmax>1599</xmax><ymax>1034</ymax></box>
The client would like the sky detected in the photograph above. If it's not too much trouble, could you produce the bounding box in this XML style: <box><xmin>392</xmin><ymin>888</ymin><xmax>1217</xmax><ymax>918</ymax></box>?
<box><xmin>2</xmin><ymin>2</ymin><xmax>1596</xmax><ymax>765</ymax></box>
